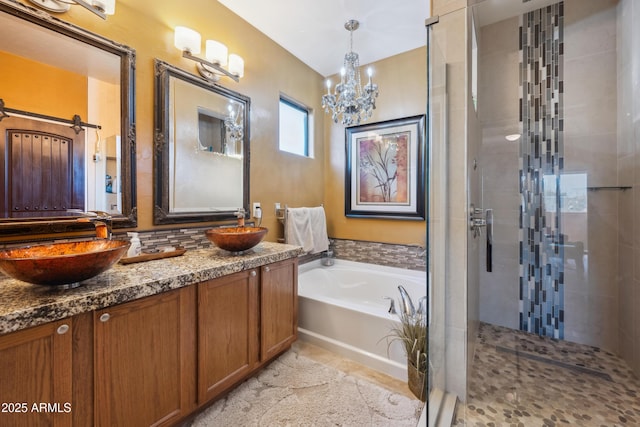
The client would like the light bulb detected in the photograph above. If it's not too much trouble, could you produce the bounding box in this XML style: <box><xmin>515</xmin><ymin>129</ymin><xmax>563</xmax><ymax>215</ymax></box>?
<box><xmin>205</xmin><ymin>40</ymin><xmax>228</xmax><ymax>66</ymax></box>
<box><xmin>175</xmin><ymin>26</ymin><xmax>201</xmax><ymax>54</ymax></box>
<box><xmin>228</xmin><ymin>54</ymin><xmax>244</xmax><ymax>78</ymax></box>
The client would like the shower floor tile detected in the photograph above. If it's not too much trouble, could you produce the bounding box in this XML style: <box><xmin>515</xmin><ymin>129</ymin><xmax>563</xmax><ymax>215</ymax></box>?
<box><xmin>453</xmin><ymin>323</ymin><xmax>640</xmax><ymax>426</ymax></box>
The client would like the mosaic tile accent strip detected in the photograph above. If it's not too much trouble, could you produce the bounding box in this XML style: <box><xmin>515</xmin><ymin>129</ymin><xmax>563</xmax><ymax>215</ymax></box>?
<box><xmin>324</xmin><ymin>238</ymin><xmax>426</xmax><ymax>272</ymax></box>
<box><xmin>0</xmin><ymin>225</ymin><xmax>218</xmax><ymax>251</ymax></box>
<box><xmin>0</xmin><ymin>229</ymin><xmax>427</xmax><ymax>272</ymax></box>
<box><xmin>133</xmin><ymin>226</ymin><xmax>214</xmax><ymax>252</ymax></box>
<box><xmin>128</xmin><ymin>232</ymin><xmax>427</xmax><ymax>271</ymax></box>
<box><xmin>519</xmin><ymin>2</ymin><xmax>565</xmax><ymax>339</ymax></box>
<box><xmin>453</xmin><ymin>323</ymin><xmax>640</xmax><ymax>426</ymax></box>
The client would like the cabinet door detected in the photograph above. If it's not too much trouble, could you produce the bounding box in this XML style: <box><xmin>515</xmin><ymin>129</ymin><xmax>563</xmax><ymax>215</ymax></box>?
<box><xmin>260</xmin><ymin>258</ymin><xmax>298</xmax><ymax>361</ymax></box>
<box><xmin>94</xmin><ymin>287</ymin><xmax>196</xmax><ymax>427</ymax></box>
<box><xmin>0</xmin><ymin>319</ymin><xmax>72</xmax><ymax>427</ymax></box>
<box><xmin>198</xmin><ymin>269</ymin><xmax>258</xmax><ymax>403</ymax></box>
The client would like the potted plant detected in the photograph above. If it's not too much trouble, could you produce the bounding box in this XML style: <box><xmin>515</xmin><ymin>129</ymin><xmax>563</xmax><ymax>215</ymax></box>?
<box><xmin>384</xmin><ymin>286</ymin><xmax>428</xmax><ymax>401</ymax></box>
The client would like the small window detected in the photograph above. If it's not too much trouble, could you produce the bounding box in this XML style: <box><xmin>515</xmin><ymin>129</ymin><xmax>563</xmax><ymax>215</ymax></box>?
<box><xmin>279</xmin><ymin>96</ymin><xmax>310</xmax><ymax>157</ymax></box>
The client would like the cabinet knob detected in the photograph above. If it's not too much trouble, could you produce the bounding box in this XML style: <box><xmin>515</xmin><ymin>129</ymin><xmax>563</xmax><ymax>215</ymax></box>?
<box><xmin>250</xmin><ymin>270</ymin><xmax>256</xmax><ymax>277</ymax></box>
<box><xmin>56</xmin><ymin>324</ymin><xmax>69</xmax><ymax>335</ymax></box>
<box><xmin>99</xmin><ymin>313</ymin><xmax>111</xmax><ymax>322</ymax></box>
<box><xmin>264</xmin><ymin>266</ymin><xmax>270</xmax><ymax>272</ymax></box>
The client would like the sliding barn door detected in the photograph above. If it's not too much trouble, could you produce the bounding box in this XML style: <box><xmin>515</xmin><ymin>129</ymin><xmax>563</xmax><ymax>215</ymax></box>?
<box><xmin>0</xmin><ymin>117</ymin><xmax>85</xmax><ymax>217</ymax></box>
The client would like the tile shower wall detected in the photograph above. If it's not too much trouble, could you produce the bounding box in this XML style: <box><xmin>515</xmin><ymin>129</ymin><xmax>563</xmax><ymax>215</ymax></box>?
<box><xmin>518</xmin><ymin>3</ymin><xmax>565</xmax><ymax>339</ymax></box>
<box><xmin>562</xmin><ymin>0</ymin><xmax>618</xmax><ymax>352</ymax></box>
<box><xmin>479</xmin><ymin>0</ymin><xmax>620</xmax><ymax>351</ymax></box>
<box><xmin>478</xmin><ymin>15</ymin><xmax>521</xmax><ymax>331</ymax></box>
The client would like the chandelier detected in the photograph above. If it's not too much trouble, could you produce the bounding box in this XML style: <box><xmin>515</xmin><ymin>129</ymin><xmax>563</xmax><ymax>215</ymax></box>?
<box><xmin>322</xmin><ymin>20</ymin><xmax>379</xmax><ymax>126</ymax></box>
<box><xmin>224</xmin><ymin>104</ymin><xmax>244</xmax><ymax>150</ymax></box>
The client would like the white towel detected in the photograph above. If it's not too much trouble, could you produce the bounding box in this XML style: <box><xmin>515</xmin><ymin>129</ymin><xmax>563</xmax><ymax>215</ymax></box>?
<box><xmin>308</xmin><ymin>206</ymin><xmax>329</xmax><ymax>254</ymax></box>
<box><xmin>285</xmin><ymin>207</ymin><xmax>314</xmax><ymax>253</ymax></box>
<box><xmin>285</xmin><ymin>207</ymin><xmax>329</xmax><ymax>254</ymax></box>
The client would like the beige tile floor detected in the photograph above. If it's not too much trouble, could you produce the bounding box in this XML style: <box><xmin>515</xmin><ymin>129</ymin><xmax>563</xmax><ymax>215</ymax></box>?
<box><xmin>454</xmin><ymin>323</ymin><xmax>640</xmax><ymax>426</ymax></box>
<box><xmin>294</xmin><ymin>340</ymin><xmax>418</xmax><ymax>401</ymax></box>
<box><xmin>186</xmin><ymin>340</ymin><xmax>425</xmax><ymax>426</ymax></box>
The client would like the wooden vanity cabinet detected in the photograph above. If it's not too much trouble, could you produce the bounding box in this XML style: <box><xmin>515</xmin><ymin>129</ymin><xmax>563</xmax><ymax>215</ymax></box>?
<box><xmin>260</xmin><ymin>258</ymin><xmax>298</xmax><ymax>362</ymax></box>
<box><xmin>197</xmin><ymin>268</ymin><xmax>259</xmax><ymax>403</ymax></box>
<box><xmin>93</xmin><ymin>286</ymin><xmax>197</xmax><ymax>427</ymax></box>
<box><xmin>0</xmin><ymin>319</ymin><xmax>72</xmax><ymax>427</ymax></box>
<box><xmin>197</xmin><ymin>257</ymin><xmax>298</xmax><ymax>404</ymax></box>
<box><xmin>0</xmin><ymin>255</ymin><xmax>298</xmax><ymax>426</ymax></box>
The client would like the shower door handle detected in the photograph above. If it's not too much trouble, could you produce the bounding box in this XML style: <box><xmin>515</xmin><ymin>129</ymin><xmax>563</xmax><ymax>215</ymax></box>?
<box><xmin>486</xmin><ymin>209</ymin><xmax>493</xmax><ymax>272</ymax></box>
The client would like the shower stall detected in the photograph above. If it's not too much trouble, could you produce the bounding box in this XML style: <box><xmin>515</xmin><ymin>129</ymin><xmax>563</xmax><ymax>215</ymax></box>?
<box><xmin>427</xmin><ymin>0</ymin><xmax>640</xmax><ymax>413</ymax></box>
<box><xmin>476</xmin><ymin>0</ymin><xmax>634</xmax><ymax>354</ymax></box>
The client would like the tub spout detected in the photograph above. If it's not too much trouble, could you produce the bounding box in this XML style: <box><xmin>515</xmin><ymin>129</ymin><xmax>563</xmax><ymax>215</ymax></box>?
<box><xmin>398</xmin><ymin>285</ymin><xmax>416</xmax><ymax>316</ymax></box>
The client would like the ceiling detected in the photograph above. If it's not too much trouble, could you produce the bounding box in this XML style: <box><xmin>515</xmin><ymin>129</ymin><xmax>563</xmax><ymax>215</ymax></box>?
<box><xmin>0</xmin><ymin>0</ymin><xmax>562</xmax><ymax>84</ymax></box>
<box><xmin>216</xmin><ymin>0</ymin><xmax>431</xmax><ymax>77</ymax></box>
<box><xmin>474</xmin><ymin>0</ymin><xmax>561</xmax><ymax>27</ymax></box>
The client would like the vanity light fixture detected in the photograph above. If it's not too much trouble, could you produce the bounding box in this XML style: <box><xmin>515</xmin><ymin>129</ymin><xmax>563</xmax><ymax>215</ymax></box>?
<box><xmin>28</xmin><ymin>0</ymin><xmax>115</xmax><ymax>20</ymax></box>
<box><xmin>322</xmin><ymin>19</ymin><xmax>379</xmax><ymax>126</ymax></box>
<box><xmin>174</xmin><ymin>26</ymin><xmax>244</xmax><ymax>83</ymax></box>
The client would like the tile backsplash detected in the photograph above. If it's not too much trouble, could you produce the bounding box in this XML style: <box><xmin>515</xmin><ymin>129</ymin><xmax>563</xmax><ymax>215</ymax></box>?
<box><xmin>311</xmin><ymin>238</ymin><xmax>427</xmax><ymax>272</ymax></box>
<box><xmin>1</xmin><ymin>228</ymin><xmax>427</xmax><ymax>272</ymax></box>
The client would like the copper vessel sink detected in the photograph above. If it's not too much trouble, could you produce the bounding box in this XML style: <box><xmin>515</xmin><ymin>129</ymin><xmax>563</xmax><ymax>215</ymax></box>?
<box><xmin>0</xmin><ymin>240</ymin><xmax>130</xmax><ymax>288</ymax></box>
<box><xmin>205</xmin><ymin>226</ymin><xmax>268</xmax><ymax>253</ymax></box>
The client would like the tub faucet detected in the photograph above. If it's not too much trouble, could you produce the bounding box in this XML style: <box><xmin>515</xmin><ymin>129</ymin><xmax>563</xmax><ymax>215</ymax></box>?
<box><xmin>71</xmin><ymin>210</ymin><xmax>112</xmax><ymax>239</ymax></box>
<box><xmin>417</xmin><ymin>296</ymin><xmax>427</xmax><ymax>315</ymax></box>
<box><xmin>383</xmin><ymin>296</ymin><xmax>397</xmax><ymax>315</ymax></box>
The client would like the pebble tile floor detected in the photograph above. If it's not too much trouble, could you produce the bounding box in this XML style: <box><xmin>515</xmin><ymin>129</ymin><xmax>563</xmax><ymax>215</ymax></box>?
<box><xmin>453</xmin><ymin>323</ymin><xmax>640</xmax><ymax>427</ymax></box>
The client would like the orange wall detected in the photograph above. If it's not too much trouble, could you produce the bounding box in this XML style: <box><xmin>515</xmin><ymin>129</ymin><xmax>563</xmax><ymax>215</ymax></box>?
<box><xmin>11</xmin><ymin>0</ymin><xmax>426</xmax><ymax>246</ymax></box>
<box><xmin>0</xmin><ymin>51</ymin><xmax>87</xmax><ymax>119</ymax></box>
<box><xmin>324</xmin><ymin>47</ymin><xmax>427</xmax><ymax>245</ymax></box>
<box><xmin>49</xmin><ymin>0</ymin><xmax>326</xmax><ymax>241</ymax></box>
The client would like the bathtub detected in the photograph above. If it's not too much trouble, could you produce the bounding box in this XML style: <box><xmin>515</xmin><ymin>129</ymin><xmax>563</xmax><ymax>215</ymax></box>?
<box><xmin>297</xmin><ymin>258</ymin><xmax>427</xmax><ymax>381</ymax></box>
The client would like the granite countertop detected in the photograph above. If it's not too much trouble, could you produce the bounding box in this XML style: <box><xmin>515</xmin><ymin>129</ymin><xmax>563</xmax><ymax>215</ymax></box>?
<box><xmin>0</xmin><ymin>242</ymin><xmax>303</xmax><ymax>336</ymax></box>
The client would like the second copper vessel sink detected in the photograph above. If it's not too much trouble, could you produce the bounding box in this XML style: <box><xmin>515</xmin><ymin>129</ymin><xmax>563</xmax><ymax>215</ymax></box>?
<box><xmin>205</xmin><ymin>226</ymin><xmax>268</xmax><ymax>253</ymax></box>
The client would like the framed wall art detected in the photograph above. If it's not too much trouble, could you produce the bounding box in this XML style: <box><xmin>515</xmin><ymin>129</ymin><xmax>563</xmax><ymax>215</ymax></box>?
<box><xmin>345</xmin><ymin>115</ymin><xmax>426</xmax><ymax>220</ymax></box>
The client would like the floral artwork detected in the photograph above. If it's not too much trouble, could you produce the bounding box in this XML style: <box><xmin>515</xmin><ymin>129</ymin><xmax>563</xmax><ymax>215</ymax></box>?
<box><xmin>357</xmin><ymin>133</ymin><xmax>409</xmax><ymax>204</ymax></box>
<box><xmin>345</xmin><ymin>115</ymin><xmax>425</xmax><ymax>220</ymax></box>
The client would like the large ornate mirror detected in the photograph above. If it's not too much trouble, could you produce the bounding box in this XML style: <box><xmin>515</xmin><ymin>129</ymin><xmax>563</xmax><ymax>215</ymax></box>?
<box><xmin>0</xmin><ymin>0</ymin><xmax>136</xmax><ymax>236</ymax></box>
<box><xmin>153</xmin><ymin>59</ymin><xmax>250</xmax><ymax>224</ymax></box>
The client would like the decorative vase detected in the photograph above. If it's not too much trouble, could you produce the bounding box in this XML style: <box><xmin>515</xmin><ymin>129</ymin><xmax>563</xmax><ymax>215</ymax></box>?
<box><xmin>407</xmin><ymin>362</ymin><xmax>427</xmax><ymax>402</ymax></box>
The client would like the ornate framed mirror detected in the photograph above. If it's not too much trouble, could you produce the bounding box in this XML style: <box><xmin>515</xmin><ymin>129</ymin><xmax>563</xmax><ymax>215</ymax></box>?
<box><xmin>0</xmin><ymin>0</ymin><xmax>137</xmax><ymax>237</ymax></box>
<box><xmin>153</xmin><ymin>59</ymin><xmax>250</xmax><ymax>225</ymax></box>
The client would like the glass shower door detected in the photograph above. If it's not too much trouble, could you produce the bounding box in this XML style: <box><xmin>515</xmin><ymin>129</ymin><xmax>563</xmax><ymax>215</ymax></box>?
<box><xmin>427</xmin><ymin>21</ymin><xmax>447</xmax><ymax>401</ymax></box>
